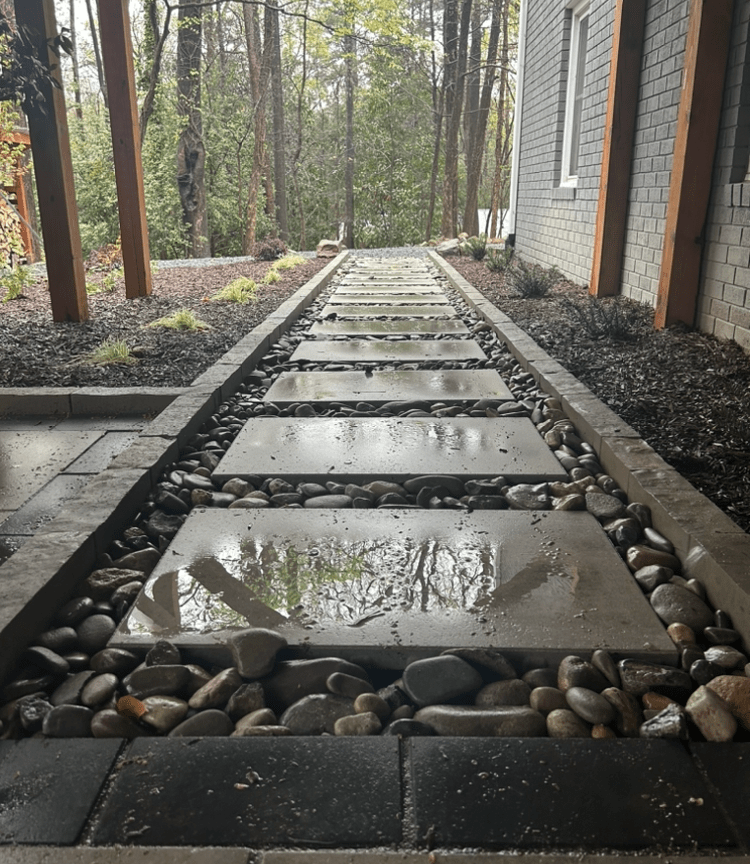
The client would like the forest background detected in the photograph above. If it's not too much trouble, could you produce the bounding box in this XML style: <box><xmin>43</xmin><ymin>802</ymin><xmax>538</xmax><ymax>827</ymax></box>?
<box><xmin>2</xmin><ymin>0</ymin><xmax>518</xmax><ymax>261</ymax></box>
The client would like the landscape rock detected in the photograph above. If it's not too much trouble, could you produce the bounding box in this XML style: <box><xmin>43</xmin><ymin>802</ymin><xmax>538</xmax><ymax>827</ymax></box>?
<box><xmin>334</xmin><ymin>711</ymin><xmax>382</xmax><ymax>736</ymax></box>
<box><xmin>402</xmin><ymin>655</ymin><xmax>483</xmax><ymax>707</ymax></box>
<box><xmin>42</xmin><ymin>704</ymin><xmax>94</xmax><ymax>737</ymax></box>
<box><xmin>546</xmin><ymin>708</ymin><xmax>591</xmax><ymax>738</ymax></box>
<box><xmin>650</xmin><ymin>583</ymin><xmax>714</xmax><ymax>631</ymax></box>
<box><xmin>686</xmin><ymin>686</ymin><xmax>737</xmax><ymax>742</ymax></box>
<box><xmin>706</xmin><ymin>675</ymin><xmax>750</xmax><ymax>730</ymax></box>
<box><xmin>169</xmin><ymin>709</ymin><xmax>234</xmax><ymax>737</ymax></box>
<box><xmin>140</xmin><ymin>696</ymin><xmax>189</xmax><ymax>733</ymax></box>
<box><xmin>618</xmin><ymin>659</ymin><xmax>692</xmax><ymax>697</ymax></box>
<box><xmin>414</xmin><ymin>705</ymin><xmax>546</xmax><ymax>737</ymax></box>
<box><xmin>225</xmin><ymin>683</ymin><xmax>266</xmax><ymax>721</ymax></box>
<box><xmin>262</xmin><ymin>658</ymin><xmax>368</xmax><ymax>710</ymax></box>
<box><xmin>188</xmin><ymin>667</ymin><xmax>243</xmax><ymax>710</ymax></box>
<box><xmin>279</xmin><ymin>693</ymin><xmax>354</xmax><ymax>735</ymax></box>
<box><xmin>123</xmin><ymin>664</ymin><xmax>191</xmax><ymax>699</ymax></box>
<box><xmin>228</xmin><ymin>628</ymin><xmax>288</xmax><ymax>679</ymax></box>
<box><xmin>557</xmin><ymin>656</ymin><xmax>608</xmax><ymax>693</ymax></box>
<box><xmin>639</xmin><ymin>703</ymin><xmax>688</xmax><ymax>739</ymax></box>
<box><xmin>475</xmin><ymin>679</ymin><xmax>531</xmax><ymax>707</ymax></box>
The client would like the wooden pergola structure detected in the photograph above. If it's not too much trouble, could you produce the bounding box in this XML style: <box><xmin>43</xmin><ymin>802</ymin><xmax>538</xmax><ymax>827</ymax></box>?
<box><xmin>13</xmin><ymin>0</ymin><xmax>151</xmax><ymax>322</ymax></box>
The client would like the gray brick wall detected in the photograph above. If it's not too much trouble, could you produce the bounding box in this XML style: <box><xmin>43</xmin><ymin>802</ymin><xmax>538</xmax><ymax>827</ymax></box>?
<box><xmin>514</xmin><ymin>0</ymin><xmax>750</xmax><ymax>353</ymax></box>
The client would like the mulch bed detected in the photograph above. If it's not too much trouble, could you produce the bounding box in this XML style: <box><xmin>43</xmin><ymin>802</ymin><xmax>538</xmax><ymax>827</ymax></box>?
<box><xmin>450</xmin><ymin>257</ymin><xmax>750</xmax><ymax>535</ymax></box>
<box><xmin>0</xmin><ymin>258</ymin><xmax>327</xmax><ymax>388</ymax></box>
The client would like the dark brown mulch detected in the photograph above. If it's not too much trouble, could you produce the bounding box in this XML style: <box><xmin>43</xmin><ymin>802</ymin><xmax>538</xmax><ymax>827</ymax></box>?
<box><xmin>451</xmin><ymin>257</ymin><xmax>750</xmax><ymax>534</ymax></box>
<box><xmin>0</xmin><ymin>258</ymin><xmax>327</xmax><ymax>388</ymax></box>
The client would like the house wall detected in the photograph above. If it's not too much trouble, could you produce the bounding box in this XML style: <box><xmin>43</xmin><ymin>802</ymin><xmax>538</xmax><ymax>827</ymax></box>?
<box><xmin>514</xmin><ymin>0</ymin><xmax>750</xmax><ymax>352</ymax></box>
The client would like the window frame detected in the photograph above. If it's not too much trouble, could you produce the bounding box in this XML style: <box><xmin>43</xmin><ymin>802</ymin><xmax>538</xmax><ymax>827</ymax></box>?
<box><xmin>560</xmin><ymin>0</ymin><xmax>590</xmax><ymax>188</ymax></box>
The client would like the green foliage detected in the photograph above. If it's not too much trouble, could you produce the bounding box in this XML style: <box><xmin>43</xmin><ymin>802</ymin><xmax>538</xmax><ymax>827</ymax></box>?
<box><xmin>464</xmin><ymin>235</ymin><xmax>487</xmax><ymax>261</ymax></box>
<box><xmin>262</xmin><ymin>268</ymin><xmax>280</xmax><ymax>285</ymax></box>
<box><xmin>486</xmin><ymin>246</ymin><xmax>515</xmax><ymax>273</ymax></box>
<box><xmin>210</xmin><ymin>277</ymin><xmax>257</xmax><ymax>303</ymax></box>
<box><xmin>506</xmin><ymin>260</ymin><xmax>561</xmax><ymax>299</ymax></box>
<box><xmin>148</xmin><ymin>308</ymin><xmax>210</xmax><ymax>330</ymax></box>
<box><xmin>272</xmin><ymin>254</ymin><xmax>305</xmax><ymax>271</ymax></box>
<box><xmin>1</xmin><ymin>264</ymin><xmax>33</xmax><ymax>302</ymax></box>
<box><xmin>560</xmin><ymin>296</ymin><xmax>651</xmax><ymax>341</ymax></box>
<box><xmin>86</xmin><ymin>338</ymin><xmax>136</xmax><ymax>365</ymax></box>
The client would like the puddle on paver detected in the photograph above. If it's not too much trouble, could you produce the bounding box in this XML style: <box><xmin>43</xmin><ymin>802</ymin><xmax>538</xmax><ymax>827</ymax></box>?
<box><xmin>290</xmin><ymin>339</ymin><xmax>486</xmax><ymax>364</ymax></box>
<box><xmin>113</xmin><ymin>509</ymin><xmax>676</xmax><ymax>668</ymax></box>
<box><xmin>213</xmin><ymin>417</ymin><xmax>569</xmax><ymax>483</ymax></box>
<box><xmin>264</xmin><ymin>369</ymin><xmax>513</xmax><ymax>404</ymax></box>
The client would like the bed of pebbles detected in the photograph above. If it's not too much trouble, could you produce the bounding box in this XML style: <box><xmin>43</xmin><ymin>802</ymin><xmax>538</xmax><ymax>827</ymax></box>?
<box><xmin>1</xmin><ymin>261</ymin><xmax>749</xmax><ymax>744</ymax></box>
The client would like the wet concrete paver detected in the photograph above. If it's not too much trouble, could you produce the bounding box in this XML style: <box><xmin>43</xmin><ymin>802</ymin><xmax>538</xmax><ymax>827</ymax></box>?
<box><xmin>327</xmin><ymin>294</ymin><xmax>451</xmax><ymax>304</ymax></box>
<box><xmin>215</xmin><ymin>417</ymin><xmax>567</xmax><ymax>482</ymax></box>
<box><xmin>320</xmin><ymin>304</ymin><xmax>455</xmax><ymax>317</ymax></box>
<box><xmin>290</xmin><ymin>339</ymin><xmax>486</xmax><ymax>364</ymax></box>
<box><xmin>310</xmin><ymin>319</ymin><xmax>470</xmax><ymax>335</ymax></box>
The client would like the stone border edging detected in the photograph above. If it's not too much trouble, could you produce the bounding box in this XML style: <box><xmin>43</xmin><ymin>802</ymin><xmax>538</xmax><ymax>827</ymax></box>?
<box><xmin>0</xmin><ymin>388</ymin><xmax>187</xmax><ymax>417</ymax></box>
<box><xmin>0</xmin><ymin>251</ymin><xmax>350</xmax><ymax>684</ymax></box>
<box><xmin>430</xmin><ymin>250</ymin><xmax>750</xmax><ymax>649</ymax></box>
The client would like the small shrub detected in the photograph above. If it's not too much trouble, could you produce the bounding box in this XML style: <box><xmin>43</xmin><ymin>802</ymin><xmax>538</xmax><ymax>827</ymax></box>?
<box><xmin>561</xmin><ymin>296</ymin><xmax>650</xmax><ymax>341</ymax></box>
<box><xmin>463</xmin><ymin>234</ymin><xmax>488</xmax><ymax>261</ymax></box>
<box><xmin>210</xmin><ymin>277</ymin><xmax>257</xmax><ymax>304</ymax></box>
<box><xmin>148</xmin><ymin>308</ymin><xmax>210</xmax><ymax>330</ymax></box>
<box><xmin>1</xmin><ymin>265</ymin><xmax>33</xmax><ymax>303</ymax></box>
<box><xmin>485</xmin><ymin>246</ymin><xmax>515</xmax><ymax>274</ymax></box>
<box><xmin>86</xmin><ymin>338</ymin><xmax>136</xmax><ymax>365</ymax></box>
<box><xmin>273</xmin><ymin>253</ymin><xmax>305</xmax><ymax>271</ymax></box>
<box><xmin>252</xmin><ymin>237</ymin><xmax>287</xmax><ymax>261</ymax></box>
<box><xmin>86</xmin><ymin>240</ymin><xmax>123</xmax><ymax>272</ymax></box>
<box><xmin>505</xmin><ymin>260</ymin><xmax>561</xmax><ymax>298</ymax></box>
<box><xmin>262</xmin><ymin>268</ymin><xmax>281</xmax><ymax>285</ymax></box>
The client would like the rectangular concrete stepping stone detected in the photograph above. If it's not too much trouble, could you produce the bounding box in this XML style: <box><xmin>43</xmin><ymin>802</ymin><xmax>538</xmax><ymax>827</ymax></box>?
<box><xmin>328</xmin><ymin>294</ymin><xmax>451</xmax><ymax>304</ymax></box>
<box><xmin>92</xmin><ymin>738</ymin><xmax>401</xmax><ymax>846</ymax></box>
<box><xmin>320</xmin><ymin>304</ymin><xmax>457</xmax><ymax>318</ymax></box>
<box><xmin>409</xmin><ymin>738</ymin><xmax>733</xmax><ymax>848</ymax></box>
<box><xmin>289</xmin><ymin>340</ymin><xmax>486</xmax><ymax>364</ymax></box>
<box><xmin>333</xmin><ymin>284</ymin><xmax>444</xmax><ymax>293</ymax></box>
<box><xmin>310</xmin><ymin>319</ymin><xmax>470</xmax><ymax>336</ymax></box>
<box><xmin>264</xmin><ymin>369</ymin><xmax>512</xmax><ymax>404</ymax></box>
<box><xmin>215</xmin><ymin>416</ymin><xmax>567</xmax><ymax>483</ymax></box>
<box><xmin>113</xmin><ymin>508</ymin><xmax>676</xmax><ymax>666</ymax></box>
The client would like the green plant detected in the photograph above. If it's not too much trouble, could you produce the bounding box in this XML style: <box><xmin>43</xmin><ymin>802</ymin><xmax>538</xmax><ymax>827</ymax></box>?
<box><xmin>262</xmin><ymin>268</ymin><xmax>280</xmax><ymax>285</ymax></box>
<box><xmin>272</xmin><ymin>254</ymin><xmax>305</xmax><ymax>271</ymax></box>
<box><xmin>1</xmin><ymin>265</ymin><xmax>33</xmax><ymax>303</ymax></box>
<box><xmin>210</xmin><ymin>277</ymin><xmax>257</xmax><ymax>303</ymax></box>
<box><xmin>560</xmin><ymin>296</ymin><xmax>651</xmax><ymax>341</ymax></box>
<box><xmin>505</xmin><ymin>259</ymin><xmax>561</xmax><ymax>298</ymax></box>
<box><xmin>148</xmin><ymin>308</ymin><xmax>210</xmax><ymax>330</ymax></box>
<box><xmin>463</xmin><ymin>234</ymin><xmax>488</xmax><ymax>261</ymax></box>
<box><xmin>486</xmin><ymin>246</ymin><xmax>515</xmax><ymax>273</ymax></box>
<box><xmin>86</xmin><ymin>338</ymin><xmax>136</xmax><ymax>365</ymax></box>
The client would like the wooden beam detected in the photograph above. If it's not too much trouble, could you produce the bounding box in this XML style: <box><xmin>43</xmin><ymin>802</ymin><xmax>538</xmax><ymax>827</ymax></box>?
<box><xmin>97</xmin><ymin>0</ymin><xmax>152</xmax><ymax>299</ymax></box>
<box><xmin>13</xmin><ymin>0</ymin><xmax>88</xmax><ymax>322</ymax></box>
<box><xmin>590</xmin><ymin>0</ymin><xmax>646</xmax><ymax>297</ymax></box>
<box><xmin>655</xmin><ymin>0</ymin><xmax>734</xmax><ymax>328</ymax></box>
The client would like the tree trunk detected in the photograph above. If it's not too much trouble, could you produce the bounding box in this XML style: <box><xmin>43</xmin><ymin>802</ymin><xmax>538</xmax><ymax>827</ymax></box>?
<box><xmin>463</xmin><ymin>0</ymin><xmax>481</xmax><ymax>159</ymax></box>
<box><xmin>139</xmin><ymin>0</ymin><xmax>172</xmax><ymax>144</ymax></box>
<box><xmin>270</xmin><ymin>1</ymin><xmax>288</xmax><ymax>242</ymax></box>
<box><xmin>176</xmin><ymin>0</ymin><xmax>210</xmax><ymax>257</ymax></box>
<box><xmin>291</xmin><ymin>0</ymin><xmax>309</xmax><ymax>249</ymax></box>
<box><xmin>441</xmin><ymin>0</ymin><xmax>472</xmax><ymax>239</ymax></box>
<box><xmin>462</xmin><ymin>0</ymin><xmax>502</xmax><ymax>236</ymax></box>
<box><xmin>343</xmin><ymin>29</ymin><xmax>355</xmax><ymax>249</ymax></box>
<box><xmin>490</xmin><ymin>0</ymin><xmax>511</xmax><ymax>238</ymax></box>
<box><xmin>425</xmin><ymin>0</ymin><xmax>442</xmax><ymax>242</ymax></box>
<box><xmin>68</xmin><ymin>0</ymin><xmax>83</xmax><ymax>120</ymax></box>
<box><xmin>84</xmin><ymin>0</ymin><xmax>108</xmax><ymax>109</ymax></box>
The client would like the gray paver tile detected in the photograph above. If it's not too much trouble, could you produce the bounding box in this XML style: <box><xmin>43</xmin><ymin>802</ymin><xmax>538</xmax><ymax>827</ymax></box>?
<box><xmin>0</xmin><ymin>431</ymin><xmax>102</xmax><ymax>510</ymax></box>
<box><xmin>0</xmin><ymin>475</ymin><xmax>92</xmax><ymax>535</ymax></box>
<box><xmin>1</xmin><ymin>850</ymin><xmax>252</xmax><ymax>864</ymax></box>
<box><xmin>310</xmin><ymin>320</ymin><xmax>469</xmax><ymax>335</ymax></box>
<box><xmin>320</xmin><ymin>304</ymin><xmax>455</xmax><ymax>317</ymax></box>
<box><xmin>113</xmin><ymin>509</ymin><xmax>675</xmax><ymax>665</ymax></box>
<box><xmin>214</xmin><ymin>417</ymin><xmax>567</xmax><ymax>483</ymax></box>
<box><xmin>328</xmin><ymin>294</ymin><xmax>451</xmax><ymax>304</ymax></box>
<box><xmin>53</xmin><ymin>415</ymin><xmax>152</xmax><ymax>431</ymax></box>
<box><xmin>264</xmin><ymin>370</ymin><xmax>512</xmax><ymax>404</ymax></box>
<box><xmin>62</xmin><ymin>432</ymin><xmax>139</xmax><ymax>474</ymax></box>
<box><xmin>290</xmin><ymin>340</ymin><xmax>486</xmax><ymax>364</ymax></box>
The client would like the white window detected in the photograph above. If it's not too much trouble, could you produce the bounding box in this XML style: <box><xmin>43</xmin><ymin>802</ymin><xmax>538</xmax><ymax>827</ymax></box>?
<box><xmin>561</xmin><ymin>0</ymin><xmax>590</xmax><ymax>187</ymax></box>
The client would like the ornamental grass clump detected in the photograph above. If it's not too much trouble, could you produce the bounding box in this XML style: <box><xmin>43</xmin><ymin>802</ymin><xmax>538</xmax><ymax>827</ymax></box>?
<box><xmin>0</xmin><ymin>265</ymin><xmax>33</xmax><ymax>303</ymax></box>
<box><xmin>561</xmin><ymin>295</ymin><xmax>650</xmax><ymax>341</ymax></box>
<box><xmin>273</xmin><ymin>253</ymin><xmax>305</xmax><ymax>271</ymax></box>
<box><xmin>210</xmin><ymin>277</ymin><xmax>257</xmax><ymax>303</ymax></box>
<box><xmin>463</xmin><ymin>234</ymin><xmax>488</xmax><ymax>261</ymax></box>
<box><xmin>485</xmin><ymin>246</ymin><xmax>514</xmax><ymax>274</ymax></box>
<box><xmin>505</xmin><ymin>259</ymin><xmax>561</xmax><ymax>298</ymax></box>
<box><xmin>86</xmin><ymin>338</ymin><xmax>136</xmax><ymax>365</ymax></box>
<box><xmin>148</xmin><ymin>308</ymin><xmax>210</xmax><ymax>330</ymax></box>
<box><xmin>262</xmin><ymin>269</ymin><xmax>281</xmax><ymax>285</ymax></box>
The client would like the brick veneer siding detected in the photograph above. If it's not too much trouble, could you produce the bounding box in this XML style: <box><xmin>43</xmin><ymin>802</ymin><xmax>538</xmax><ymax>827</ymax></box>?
<box><xmin>514</xmin><ymin>0</ymin><xmax>750</xmax><ymax>351</ymax></box>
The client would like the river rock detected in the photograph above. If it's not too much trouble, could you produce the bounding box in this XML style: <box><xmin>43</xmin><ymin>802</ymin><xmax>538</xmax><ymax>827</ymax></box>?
<box><xmin>90</xmin><ymin>648</ymin><xmax>141</xmax><ymax>676</ymax></box>
<box><xmin>666</xmin><ymin>622</ymin><xmax>696</xmax><ymax>646</ymax></box>
<box><xmin>279</xmin><ymin>693</ymin><xmax>354</xmax><ymax>735</ymax></box>
<box><xmin>143</xmin><ymin>511</ymin><xmax>185</xmax><ymax>540</ymax></box>
<box><xmin>585</xmin><ymin>492</ymin><xmax>626</xmax><ymax>521</ymax></box>
<box><xmin>441</xmin><ymin>647</ymin><xmax>516</xmax><ymax>680</ymax></box>
<box><xmin>529</xmin><ymin>686</ymin><xmax>567</xmax><ymax>714</ymax></box>
<box><xmin>146</xmin><ymin>640</ymin><xmax>181</xmax><ymax>666</ymax></box>
<box><xmin>123</xmin><ymin>664</ymin><xmax>191</xmax><ymax>699</ymax></box>
<box><xmin>690</xmin><ymin>658</ymin><xmax>723</xmax><ymax>686</ymax></box>
<box><xmin>704</xmin><ymin>646</ymin><xmax>747</xmax><ymax>670</ymax></box>
<box><xmin>402</xmin><ymin>656</ymin><xmax>483</xmax><ymax>707</ymax></box>
<box><xmin>565</xmin><ymin>687</ymin><xmax>615</xmax><ymax>725</ymax></box>
<box><xmin>81</xmin><ymin>673</ymin><xmax>119</xmax><ymax>708</ymax></box>
<box><xmin>523</xmin><ymin>668</ymin><xmax>559</xmax><ymax>689</ymax></box>
<box><xmin>403</xmin><ymin>475</ymin><xmax>465</xmax><ymax>498</ymax></box>
<box><xmin>114</xmin><ymin>547</ymin><xmax>160</xmax><ymax>574</ymax></box>
<box><xmin>92</xmin><ymin>709</ymin><xmax>149</xmax><ymax>738</ymax></box>
<box><xmin>591</xmin><ymin>650</ymin><xmax>621</xmax><ymax>688</ymax></box>
<box><xmin>650</xmin><ymin>584</ymin><xmax>714</xmax><ymax>631</ymax></box>
<box><xmin>35</xmin><ymin>627</ymin><xmax>78</xmax><ymax>654</ymax></box>
<box><xmin>183</xmin><ymin>664</ymin><xmax>213</xmax><ymax>696</ymax></box>
<box><xmin>334</xmin><ymin>712</ymin><xmax>382</xmax><ymax>736</ymax></box>
<box><xmin>546</xmin><ymin>708</ymin><xmax>591</xmax><ymax>738</ymax></box>
<box><xmin>704</xmin><ymin>627</ymin><xmax>741</xmax><ymax>645</ymax></box>
<box><xmin>139</xmin><ymin>695</ymin><xmax>189</xmax><ymax>732</ymax></box>
<box><xmin>601</xmin><ymin>687</ymin><xmax>641</xmax><ymax>737</ymax></box>
<box><xmin>169</xmin><ymin>709</ymin><xmax>234</xmax><ymax>737</ymax></box>
<box><xmin>327</xmin><ymin>672</ymin><xmax>375</xmax><ymax>699</ymax></box>
<box><xmin>229</xmin><ymin>628</ymin><xmax>288</xmax><ymax>679</ymax></box>
<box><xmin>232</xmin><ymin>708</ymin><xmax>277</xmax><ymax>733</ymax></box>
<box><xmin>55</xmin><ymin>597</ymin><xmax>95</xmax><ymax>627</ymax></box>
<box><xmin>626</xmin><ymin>545</ymin><xmax>681</xmax><ymax>573</ymax></box>
<box><xmin>475</xmin><ymin>679</ymin><xmax>531</xmax><ymax>707</ymax></box>
<box><xmin>76</xmin><ymin>615</ymin><xmax>116</xmax><ymax>654</ymax></box>
<box><xmin>557</xmin><ymin>656</ymin><xmax>608</xmax><ymax>693</ymax></box>
<box><xmin>231</xmin><ymin>724</ymin><xmax>291</xmax><ymax>737</ymax></box>
<box><xmin>18</xmin><ymin>695</ymin><xmax>53</xmax><ymax>733</ymax></box>
<box><xmin>85</xmin><ymin>568</ymin><xmax>145</xmax><ymax>600</ymax></box>
<box><xmin>189</xmin><ymin>667</ymin><xmax>243</xmax><ymax>710</ymax></box>
<box><xmin>50</xmin><ymin>671</ymin><xmax>97</xmax><ymax>706</ymax></box>
<box><xmin>382</xmin><ymin>719</ymin><xmax>434</xmax><ymax>737</ymax></box>
<box><xmin>706</xmin><ymin>675</ymin><xmax>750</xmax><ymax>730</ymax></box>
<box><xmin>43</xmin><ymin>704</ymin><xmax>94</xmax><ymax>737</ymax></box>
<box><xmin>414</xmin><ymin>705</ymin><xmax>546</xmax><ymax>737</ymax></box>
<box><xmin>686</xmin><ymin>686</ymin><xmax>737</xmax><ymax>742</ymax></box>
<box><xmin>634</xmin><ymin>565</ymin><xmax>673</xmax><ymax>592</ymax></box>
<box><xmin>639</xmin><ymin>703</ymin><xmax>688</xmax><ymax>739</ymax></box>
<box><xmin>22</xmin><ymin>646</ymin><xmax>69</xmax><ymax>677</ymax></box>
<box><xmin>262</xmin><ymin>658</ymin><xmax>368</xmax><ymax>710</ymax></box>
<box><xmin>505</xmin><ymin>483</ymin><xmax>550</xmax><ymax>510</ymax></box>
<box><xmin>225</xmin><ymin>683</ymin><xmax>265</xmax><ymax>721</ymax></box>
<box><xmin>618</xmin><ymin>659</ymin><xmax>692</xmax><ymax>697</ymax></box>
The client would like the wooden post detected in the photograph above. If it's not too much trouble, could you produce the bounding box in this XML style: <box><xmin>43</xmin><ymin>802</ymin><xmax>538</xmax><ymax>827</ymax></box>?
<box><xmin>590</xmin><ymin>0</ymin><xmax>646</xmax><ymax>297</ymax></box>
<box><xmin>13</xmin><ymin>0</ymin><xmax>88</xmax><ymax>322</ymax></box>
<box><xmin>655</xmin><ymin>0</ymin><xmax>734</xmax><ymax>328</ymax></box>
<box><xmin>97</xmin><ymin>0</ymin><xmax>152</xmax><ymax>298</ymax></box>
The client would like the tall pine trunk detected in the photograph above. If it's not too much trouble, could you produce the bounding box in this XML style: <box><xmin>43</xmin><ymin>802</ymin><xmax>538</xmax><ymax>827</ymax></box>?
<box><xmin>270</xmin><ymin>1</ymin><xmax>288</xmax><ymax>242</ymax></box>
<box><xmin>342</xmin><ymin>29</ymin><xmax>356</xmax><ymax>249</ymax></box>
<box><xmin>84</xmin><ymin>0</ymin><xmax>108</xmax><ymax>109</ymax></box>
<box><xmin>490</xmin><ymin>0</ymin><xmax>511</xmax><ymax>238</ymax></box>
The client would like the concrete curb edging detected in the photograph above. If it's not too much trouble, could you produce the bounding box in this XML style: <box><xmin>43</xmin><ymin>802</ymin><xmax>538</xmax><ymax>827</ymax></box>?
<box><xmin>0</xmin><ymin>252</ymin><xmax>350</xmax><ymax>684</ymax></box>
<box><xmin>431</xmin><ymin>250</ymin><xmax>750</xmax><ymax>647</ymax></box>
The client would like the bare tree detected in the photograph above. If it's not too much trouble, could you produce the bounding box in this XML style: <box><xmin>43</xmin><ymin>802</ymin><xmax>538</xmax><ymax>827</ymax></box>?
<box><xmin>84</xmin><ymin>0</ymin><xmax>107</xmax><ymax>109</ymax></box>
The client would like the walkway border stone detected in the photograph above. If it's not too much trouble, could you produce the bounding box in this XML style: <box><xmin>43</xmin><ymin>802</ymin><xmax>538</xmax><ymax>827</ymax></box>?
<box><xmin>0</xmin><ymin>252</ymin><xmax>349</xmax><ymax>684</ymax></box>
<box><xmin>430</xmin><ymin>251</ymin><xmax>750</xmax><ymax>649</ymax></box>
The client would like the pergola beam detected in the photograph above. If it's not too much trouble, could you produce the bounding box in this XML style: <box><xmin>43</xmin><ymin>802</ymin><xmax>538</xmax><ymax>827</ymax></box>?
<box><xmin>655</xmin><ymin>0</ymin><xmax>734</xmax><ymax>328</ymax></box>
<box><xmin>97</xmin><ymin>0</ymin><xmax>152</xmax><ymax>298</ymax></box>
<box><xmin>589</xmin><ymin>0</ymin><xmax>646</xmax><ymax>297</ymax></box>
<box><xmin>13</xmin><ymin>0</ymin><xmax>88</xmax><ymax>322</ymax></box>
